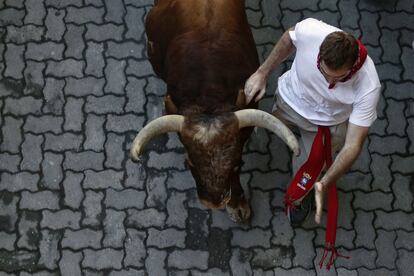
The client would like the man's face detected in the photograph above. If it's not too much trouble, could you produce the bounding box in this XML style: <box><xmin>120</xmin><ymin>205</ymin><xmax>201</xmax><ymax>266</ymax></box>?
<box><xmin>319</xmin><ymin>61</ymin><xmax>351</xmax><ymax>85</ymax></box>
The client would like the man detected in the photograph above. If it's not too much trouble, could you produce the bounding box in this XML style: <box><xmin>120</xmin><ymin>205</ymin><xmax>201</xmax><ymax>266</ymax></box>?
<box><xmin>244</xmin><ymin>18</ymin><xmax>380</xmax><ymax>226</ymax></box>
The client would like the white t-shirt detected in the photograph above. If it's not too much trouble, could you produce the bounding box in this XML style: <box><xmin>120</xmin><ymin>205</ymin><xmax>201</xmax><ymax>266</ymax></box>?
<box><xmin>277</xmin><ymin>18</ymin><xmax>381</xmax><ymax>127</ymax></box>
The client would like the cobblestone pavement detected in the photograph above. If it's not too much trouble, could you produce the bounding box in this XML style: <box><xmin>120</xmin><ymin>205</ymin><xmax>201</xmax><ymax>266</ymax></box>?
<box><xmin>0</xmin><ymin>0</ymin><xmax>413</xmax><ymax>275</ymax></box>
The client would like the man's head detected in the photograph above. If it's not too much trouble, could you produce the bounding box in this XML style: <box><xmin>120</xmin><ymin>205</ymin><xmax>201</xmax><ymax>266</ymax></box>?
<box><xmin>319</xmin><ymin>31</ymin><xmax>359</xmax><ymax>83</ymax></box>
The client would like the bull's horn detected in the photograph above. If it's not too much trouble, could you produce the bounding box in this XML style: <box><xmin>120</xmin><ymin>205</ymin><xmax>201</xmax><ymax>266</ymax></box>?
<box><xmin>235</xmin><ymin>109</ymin><xmax>299</xmax><ymax>155</ymax></box>
<box><xmin>130</xmin><ymin>115</ymin><xmax>185</xmax><ymax>160</ymax></box>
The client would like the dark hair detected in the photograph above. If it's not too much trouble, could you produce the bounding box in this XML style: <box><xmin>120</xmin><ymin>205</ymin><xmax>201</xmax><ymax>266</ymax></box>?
<box><xmin>319</xmin><ymin>31</ymin><xmax>358</xmax><ymax>70</ymax></box>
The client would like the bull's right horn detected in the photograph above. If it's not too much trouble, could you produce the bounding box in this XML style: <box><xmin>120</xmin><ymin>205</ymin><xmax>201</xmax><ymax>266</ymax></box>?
<box><xmin>130</xmin><ymin>115</ymin><xmax>184</xmax><ymax>160</ymax></box>
<box><xmin>235</xmin><ymin>109</ymin><xmax>299</xmax><ymax>156</ymax></box>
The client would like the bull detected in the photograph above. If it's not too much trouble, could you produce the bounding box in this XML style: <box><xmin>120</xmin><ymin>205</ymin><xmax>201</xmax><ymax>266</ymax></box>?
<box><xmin>131</xmin><ymin>0</ymin><xmax>299</xmax><ymax>222</ymax></box>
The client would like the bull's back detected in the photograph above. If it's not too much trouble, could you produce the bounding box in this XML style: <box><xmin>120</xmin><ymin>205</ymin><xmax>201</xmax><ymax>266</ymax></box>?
<box><xmin>146</xmin><ymin>0</ymin><xmax>257</xmax><ymax>80</ymax></box>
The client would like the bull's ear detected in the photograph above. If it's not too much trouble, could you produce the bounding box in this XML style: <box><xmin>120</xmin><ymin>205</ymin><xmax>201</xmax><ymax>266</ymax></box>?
<box><xmin>236</xmin><ymin>89</ymin><xmax>246</xmax><ymax>109</ymax></box>
<box><xmin>165</xmin><ymin>94</ymin><xmax>178</xmax><ymax>114</ymax></box>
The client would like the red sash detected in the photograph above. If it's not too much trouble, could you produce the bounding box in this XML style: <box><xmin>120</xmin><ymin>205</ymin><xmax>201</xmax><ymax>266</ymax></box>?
<box><xmin>284</xmin><ymin>126</ymin><xmax>350</xmax><ymax>270</ymax></box>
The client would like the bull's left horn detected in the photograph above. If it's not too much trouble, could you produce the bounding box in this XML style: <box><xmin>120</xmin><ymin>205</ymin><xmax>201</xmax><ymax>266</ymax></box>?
<box><xmin>235</xmin><ymin>109</ymin><xmax>299</xmax><ymax>156</ymax></box>
<box><xmin>130</xmin><ymin>115</ymin><xmax>185</xmax><ymax>160</ymax></box>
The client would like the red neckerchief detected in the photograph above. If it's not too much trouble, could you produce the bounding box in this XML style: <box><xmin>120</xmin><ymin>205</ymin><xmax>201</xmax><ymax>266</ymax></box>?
<box><xmin>317</xmin><ymin>39</ymin><xmax>368</xmax><ymax>89</ymax></box>
<box><xmin>284</xmin><ymin>127</ymin><xmax>350</xmax><ymax>270</ymax></box>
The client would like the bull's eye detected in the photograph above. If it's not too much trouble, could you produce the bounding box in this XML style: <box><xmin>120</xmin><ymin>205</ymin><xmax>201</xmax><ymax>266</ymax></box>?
<box><xmin>233</xmin><ymin>166</ymin><xmax>239</xmax><ymax>172</ymax></box>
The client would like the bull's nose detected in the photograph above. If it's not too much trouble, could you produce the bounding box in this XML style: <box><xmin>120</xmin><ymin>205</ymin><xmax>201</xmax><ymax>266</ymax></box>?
<box><xmin>200</xmin><ymin>198</ymin><xmax>225</xmax><ymax>209</ymax></box>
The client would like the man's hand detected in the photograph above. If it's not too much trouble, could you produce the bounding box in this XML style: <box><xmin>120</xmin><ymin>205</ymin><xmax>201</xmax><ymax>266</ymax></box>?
<box><xmin>314</xmin><ymin>181</ymin><xmax>326</xmax><ymax>224</ymax></box>
<box><xmin>244</xmin><ymin>71</ymin><xmax>267</xmax><ymax>104</ymax></box>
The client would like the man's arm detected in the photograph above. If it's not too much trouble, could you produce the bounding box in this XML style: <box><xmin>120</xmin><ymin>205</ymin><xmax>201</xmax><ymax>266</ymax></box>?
<box><xmin>314</xmin><ymin>122</ymin><xmax>369</xmax><ymax>224</ymax></box>
<box><xmin>244</xmin><ymin>27</ymin><xmax>296</xmax><ymax>104</ymax></box>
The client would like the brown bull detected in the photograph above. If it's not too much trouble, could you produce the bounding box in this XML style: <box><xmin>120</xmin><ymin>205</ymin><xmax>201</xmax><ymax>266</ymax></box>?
<box><xmin>131</xmin><ymin>0</ymin><xmax>299</xmax><ymax>222</ymax></box>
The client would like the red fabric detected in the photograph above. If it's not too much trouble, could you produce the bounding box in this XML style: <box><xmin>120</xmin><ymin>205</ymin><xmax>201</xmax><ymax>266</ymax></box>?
<box><xmin>317</xmin><ymin>39</ymin><xmax>368</xmax><ymax>89</ymax></box>
<box><xmin>284</xmin><ymin>126</ymin><xmax>349</xmax><ymax>270</ymax></box>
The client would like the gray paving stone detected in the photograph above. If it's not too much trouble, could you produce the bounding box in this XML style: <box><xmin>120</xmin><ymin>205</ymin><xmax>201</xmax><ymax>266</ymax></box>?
<box><xmin>376</xmin><ymin>63</ymin><xmax>403</xmax><ymax>82</ymax></box>
<box><xmin>126</xmin><ymin>208</ymin><xmax>166</xmax><ymax>228</ymax></box>
<box><xmin>146</xmin><ymin>171</ymin><xmax>167</xmax><ymax>209</ymax></box>
<box><xmin>64</xmin><ymin>24</ymin><xmax>85</xmax><ymax>59</ymax></box>
<box><xmin>392</xmin><ymin>174</ymin><xmax>413</xmax><ymax>212</ymax></box>
<box><xmin>242</xmin><ymin>151</ymin><xmax>270</xmax><ymax>172</ymax></box>
<box><xmin>62</xmin><ymin>172</ymin><xmax>84</xmax><ymax>209</ymax></box>
<box><xmin>370</xmin><ymin>154</ymin><xmax>392</xmax><ymax>192</ymax></box>
<box><xmin>354</xmin><ymin>210</ymin><xmax>375</xmax><ymax>249</ymax></box>
<box><xmin>250</xmin><ymin>190</ymin><xmax>272</xmax><ymax>228</ymax></box>
<box><xmin>408</xmin><ymin>118</ymin><xmax>414</xmax><ymax>154</ymax></box>
<box><xmin>0</xmin><ymin>192</ymin><xmax>18</xmax><ymax>232</ymax></box>
<box><xmin>45</xmin><ymin>8</ymin><xmax>65</xmax><ymax>41</ymax></box>
<box><xmin>375</xmin><ymin>230</ymin><xmax>397</xmax><ymax>269</ymax></box>
<box><xmin>65</xmin><ymin>77</ymin><xmax>105</xmax><ymax>97</ymax></box>
<box><xmin>84</xmin><ymin>114</ymin><xmax>105</xmax><ymax>151</ymax></box>
<box><xmin>0</xmin><ymin>8</ymin><xmax>24</xmax><ymax>26</ymax></box>
<box><xmin>24</xmin><ymin>115</ymin><xmax>63</xmax><ymax>134</ymax></box>
<box><xmin>85</xmin><ymin>42</ymin><xmax>105</xmax><ymax>77</ymax></box>
<box><xmin>125</xmin><ymin>159</ymin><xmax>146</xmax><ymax>189</ymax></box>
<box><xmin>20</xmin><ymin>191</ymin><xmax>60</xmax><ymax>210</ymax></box>
<box><xmin>0</xmin><ymin>231</ymin><xmax>15</xmax><ymax>250</ymax></box>
<box><xmin>41</xmin><ymin>152</ymin><xmax>63</xmax><ymax>190</ymax></box>
<box><xmin>146</xmin><ymin>76</ymin><xmax>166</xmax><ymax>97</ymax></box>
<box><xmin>66</xmin><ymin>6</ymin><xmax>104</xmax><ymax>24</ymax></box>
<box><xmin>281</xmin><ymin>0</ymin><xmax>318</xmax><ymax>10</ymax></box>
<box><xmin>105</xmin><ymin>133</ymin><xmax>125</xmax><ymax>169</ymax></box>
<box><xmin>104</xmin><ymin>59</ymin><xmax>127</xmax><ymax>95</ymax></box>
<box><xmin>251</xmin><ymin>171</ymin><xmax>290</xmax><ymax>191</ymax></box>
<box><xmin>357</xmin><ymin>268</ymin><xmax>398</xmax><ymax>276</ymax></box>
<box><xmin>252</xmin><ymin>269</ymin><xmax>274</xmax><ymax>276</ymax></box>
<box><xmin>46</xmin><ymin>59</ymin><xmax>85</xmax><ymax>78</ymax></box>
<box><xmin>63</xmin><ymin>97</ymin><xmax>84</xmax><ymax>132</ymax></box>
<box><xmin>396</xmin><ymin>250</ymin><xmax>414</xmax><ymax>276</ymax></box>
<box><xmin>396</xmin><ymin>230</ymin><xmax>414</xmax><ymax>250</ymax></box>
<box><xmin>44</xmin><ymin>133</ymin><xmax>83</xmax><ymax>152</ymax></box>
<box><xmin>82</xmin><ymin>190</ymin><xmax>104</xmax><ymax>228</ymax></box>
<box><xmin>62</xmin><ymin>228</ymin><xmax>102</xmax><ymax>250</ymax></box>
<box><xmin>0</xmin><ymin>172</ymin><xmax>38</xmax><ymax>192</ymax></box>
<box><xmin>370</xmin><ymin>118</ymin><xmax>387</xmax><ymax>136</ymax></box>
<box><xmin>384</xmin><ymin>82</ymin><xmax>413</xmax><ymax>101</ymax></box>
<box><xmin>359</xmin><ymin>11</ymin><xmax>380</xmax><ymax>46</ymax></box>
<box><xmin>337</xmin><ymin>191</ymin><xmax>354</xmax><ymax>230</ymax></box>
<box><xmin>380</xmin><ymin>29</ymin><xmax>401</xmax><ymax>64</ymax></box>
<box><xmin>0</xmin><ymin>250</ymin><xmax>38</xmax><ymax>272</ymax></box>
<box><xmin>232</xmin><ymin>228</ymin><xmax>272</xmax><ymax>248</ymax></box>
<box><xmin>146</xmin><ymin>248</ymin><xmax>167</xmax><ymax>276</ymax></box>
<box><xmin>375</xmin><ymin>210</ymin><xmax>414</xmax><ymax>231</ymax></box>
<box><xmin>335</xmin><ymin>248</ymin><xmax>376</xmax><ymax>269</ymax></box>
<box><xmin>125</xmin><ymin>6</ymin><xmax>145</xmax><ymax>40</ymax></box>
<box><xmin>386</xmin><ymin>100</ymin><xmax>406</xmax><ymax>136</ymax></box>
<box><xmin>41</xmin><ymin>210</ymin><xmax>81</xmax><ymax>230</ymax></box>
<box><xmin>82</xmin><ymin>248</ymin><xmax>124</xmax><ymax>270</ymax></box>
<box><xmin>85</xmin><ymin>0</ymin><xmax>104</xmax><ymax>6</ymax></box>
<box><xmin>23</xmin><ymin>61</ymin><xmax>45</xmax><ymax>95</ymax></box>
<box><xmin>124</xmin><ymin>228</ymin><xmax>146</xmax><ymax>268</ymax></box>
<box><xmin>229</xmin><ymin>248</ymin><xmax>253</xmax><ymax>276</ymax></box>
<box><xmin>26</xmin><ymin>42</ymin><xmax>64</xmax><ymax>61</ymax></box>
<box><xmin>1</xmin><ymin>116</ymin><xmax>23</xmax><ymax>153</ymax></box>
<box><xmin>59</xmin><ymin>250</ymin><xmax>82</xmax><ymax>276</ymax></box>
<box><xmin>125</xmin><ymin>77</ymin><xmax>147</xmax><ymax>113</ymax></box>
<box><xmin>369</xmin><ymin>135</ymin><xmax>407</xmax><ymax>155</ymax></box>
<box><xmin>106</xmin><ymin>41</ymin><xmax>144</xmax><ymax>59</ymax></box>
<box><xmin>148</xmin><ymin>228</ymin><xmax>185</xmax><ymax>249</ymax></box>
<box><xmin>166</xmin><ymin>191</ymin><xmax>187</xmax><ymax>229</ymax></box>
<box><xmin>109</xmin><ymin>269</ymin><xmax>146</xmax><ymax>276</ymax></box>
<box><xmin>401</xmin><ymin>46</ymin><xmax>414</xmax><ymax>81</ymax></box>
<box><xmin>271</xmin><ymin>211</ymin><xmax>294</xmax><ymax>247</ymax></box>
<box><xmin>3</xmin><ymin>96</ymin><xmax>42</xmax><ymax>116</ymax></box>
<box><xmin>391</xmin><ymin>155</ymin><xmax>414</xmax><ymax>174</ymax></box>
<box><xmin>45</xmin><ymin>0</ymin><xmax>83</xmax><ymax>8</ymax></box>
<box><xmin>24</xmin><ymin>0</ymin><xmax>46</xmax><ymax>25</ymax></box>
<box><xmin>0</xmin><ymin>153</ymin><xmax>20</xmax><ymax>173</ymax></box>
<box><xmin>338</xmin><ymin>1</ymin><xmax>359</xmax><ymax>28</ymax></box>
<box><xmin>83</xmin><ymin>170</ymin><xmax>123</xmax><ymax>189</ymax></box>
<box><xmin>4</xmin><ymin>43</ymin><xmax>24</xmax><ymax>79</ymax></box>
<box><xmin>64</xmin><ymin>151</ymin><xmax>104</xmax><ymax>172</ymax></box>
<box><xmin>38</xmin><ymin>229</ymin><xmax>61</xmax><ymax>269</ymax></box>
<box><xmin>353</xmin><ymin>190</ymin><xmax>393</xmax><ymax>211</ymax></box>
<box><xmin>86</xmin><ymin>95</ymin><xmax>125</xmax><ymax>115</ymax></box>
<box><xmin>147</xmin><ymin>151</ymin><xmax>186</xmax><ymax>170</ymax></box>
<box><xmin>273</xmin><ymin>267</ymin><xmax>315</xmax><ymax>276</ymax></box>
<box><xmin>252</xmin><ymin>247</ymin><xmax>292</xmax><ymax>270</ymax></box>
<box><xmin>43</xmin><ymin>77</ymin><xmax>65</xmax><ymax>115</ymax></box>
<box><xmin>5</xmin><ymin>25</ymin><xmax>44</xmax><ymax>44</ymax></box>
<box><xmin>105</xmin><ymin>188</ymin><xmax>146</xmax><ymax>210</ymax></box>
<box><xmin>103</xmin><ymin>0</ymin><xmax>125</xmax><ymax>23</ymax></box>
<box><xmin>169</xmin><ymin>250</ymin><xmax>209</xmax><ymax>270</ymax></box>
<box><xmin>292</xmin><ymin>228</ymin><xmax>314</xmax><ymax>269</ymax></box>
<box><xmin>106</xmin><ymin>114</ymin><xmax>145</xmax><ymax>133</ymax></box>
<box><xmin>103</xmin><ymin>209</ymin><xmax>126</xmax><ymax>248</ymax></box>
<box><xmin>85</xmin><ymin>23</ymin><xmax>124</xmax><ymax>41</ymax></box>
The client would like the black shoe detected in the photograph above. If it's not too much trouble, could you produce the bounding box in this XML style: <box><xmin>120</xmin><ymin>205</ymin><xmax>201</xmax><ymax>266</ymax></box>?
<box><xmin>287</xmin><ymin>192</ymin><xmax>313</xmax><ymax>227</ymax></box>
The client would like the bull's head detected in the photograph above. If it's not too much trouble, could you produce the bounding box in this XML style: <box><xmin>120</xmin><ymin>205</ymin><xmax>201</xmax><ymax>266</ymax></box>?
<box><xmin>131</xmin><ymin>109</ymin><xmax>299</xmax><ymax>212</ymax></box>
